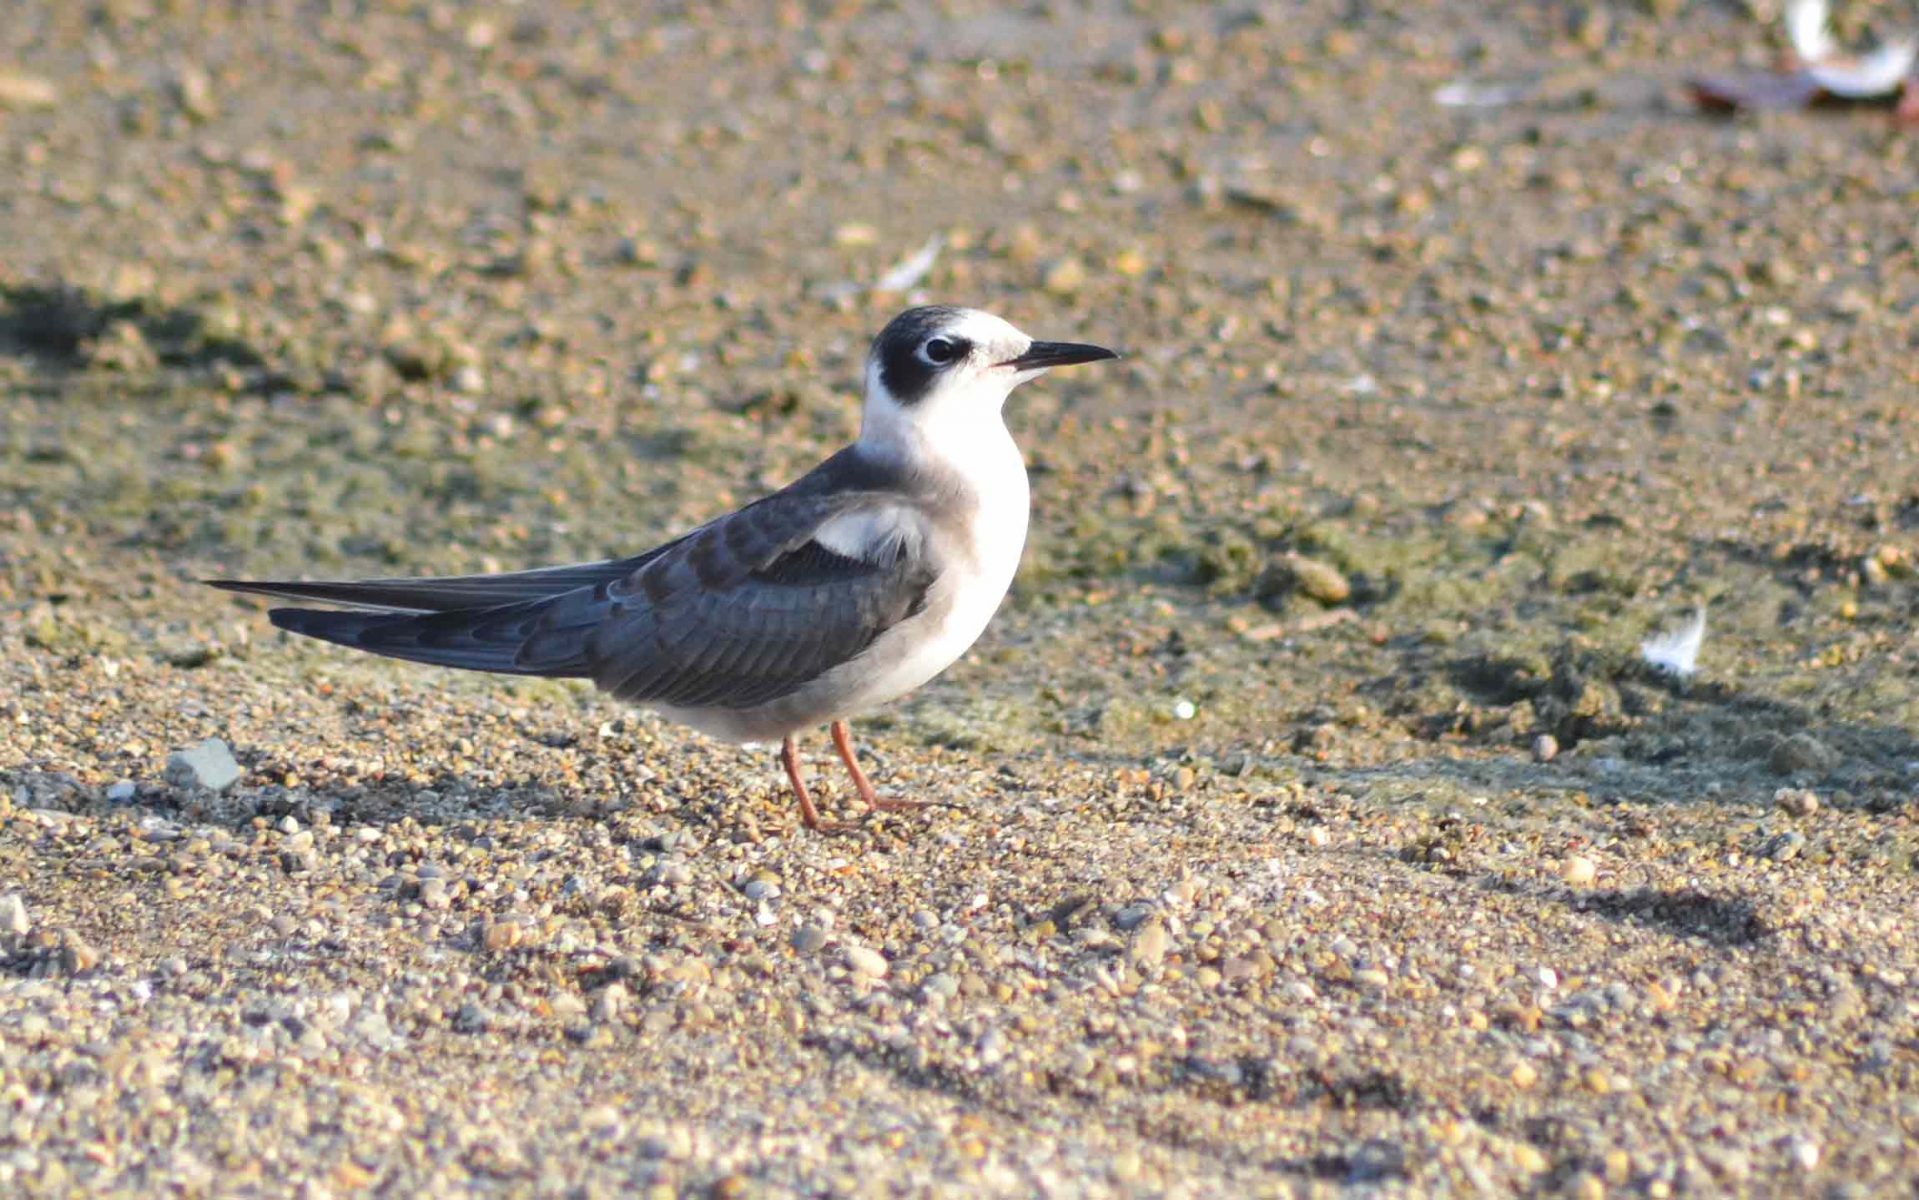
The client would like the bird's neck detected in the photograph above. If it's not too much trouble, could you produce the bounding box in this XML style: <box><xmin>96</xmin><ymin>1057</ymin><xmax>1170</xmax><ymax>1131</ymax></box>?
<box><xmin>858</xmin><ymin>396</ymin><xmax>1021</xmax><ymax>484</ymax></box>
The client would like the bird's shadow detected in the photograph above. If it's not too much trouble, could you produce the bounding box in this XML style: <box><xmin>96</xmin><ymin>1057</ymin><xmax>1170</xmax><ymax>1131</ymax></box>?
<box><xmin>0</xmin><ymin>279</ymin><xmax>280</xmax><ymax>391</ymax></box>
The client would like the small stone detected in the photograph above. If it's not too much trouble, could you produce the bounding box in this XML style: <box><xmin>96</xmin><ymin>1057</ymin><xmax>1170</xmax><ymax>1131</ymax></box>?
<box><xmin>1774</xmin><ymin>788</ymin><xmax>1819</xmax><ymax>818</ymax></box>
<box><xmin>1128</xmin><ymin>919</ymin><xmax>1169</xmax><ymax>971</ymax></box>
<box><xmin>1256</xmin><ymin>554</ymin><xmax>1349</xmax><ymax>606</ymax></box>
<box><xmin>1768</xmin><ymin>732</ymin><xmax>1837</xmax><ymax>776</ymax></box>
<box><xmin>1512</xmin><ymin>1143</ymin><xmax>1548</xmax><ymax>1174</ymax></box>
<box><xmin>921</xmin><ymin>972</ymin><xmax>959</xmax><ymax>1000</ymax></box>
<box><xmin>0</xmin><ymin>893</ymin><xmax>29</xmax><ymax>937</ymax></box>
<box><xmin>791</xmin><ymin>924</ymin><xmax>829</xmax><ymax>954</ymax></box>
<box><xmin>1113</xmin><ymin>904</ymin><xmax>1153</xmax><ymax>931</ymax></box>
<box><xmin>164</xmin><ymin>738</ymin><xmax>244</xmax><ymax>792</ymax></box>
<box><xmin>1788</xmin><ymin>1137</ymin><xmax>1820</xmax><ymax>1171</ymax></box>
<box><xmin>843</xmin><ymin>944</ymin><xmax>888</xmax><ymax>978</ymax></box>
<box><xmin>451</xmin><ymin>1002</ymin><xmax>489</xmax><ymax>1033</ymax></box>
<box><xmin>174</xmin><ymin>65</ymin><xmax>217</xmax><ymax>119</ymax></box>
<box><xmin>0</xmin><ymin>72</ymin><xmax>59</xmax><ymax>110</ymax></box>
<box><xmin>594</xmin><ymin>982</ymin><xmax>629</xmax><ymax>1023</ymax></box>
<box><xmin>1562</xmin><ymin>856</ymin><xmax>1597</xmax><ymax>886</ymax></box>
<box><xmin>483</xmin><ymin>921</ymin><xmax>522</xmax><ymax>952</ymax></box>
<box><xmin>1532</xmin><ymin>734</ymin><xmax>1558</xmax><ymax>763</ymax></box>
<box><xmin>639</xmin><ymin>1124</ymin><xmax>694</xmax><ymax>1160</ymax></box>
<box><xmin>106</xmin><ymin>781</ymin><xmax>137</xmax><ymax>803</ymax></box>
<box><xmin>1765</xmin><ymin>830</ymin><xmax>1806</xmax><ymax>863</ymax></box>
<box><xmin>62</xmin><ymin>930</ymin><xmax>101</xmax><ymax>973</ymax></box>
<box><xmin>1305</xmin><ymin>827</ymin><xmax>1331</xmax><ymax>847</ymax></box>
<box><xmin>1567</xmin><ymin>1171</ymin><xmax>1605</xmax><ymax>1200</ymax></box>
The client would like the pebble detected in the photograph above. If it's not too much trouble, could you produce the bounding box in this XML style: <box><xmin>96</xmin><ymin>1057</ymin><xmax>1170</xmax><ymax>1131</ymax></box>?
<box><xmin>594</xmin><ymin>982</ymin><xmax>629</xmax><ymax>1023</ymax></box>
<box><xmin>1113</xmin><ymin>904</ymin><xmax>1154</xmax><ymax>931</ymax></box>
<box><xmin>62</xmin><ymin>930</ymin><xmax>101</xmax><ymax>973</ymax></box>
<box><xmin>0</xmin><ymin>893</ymin><xmax>30</xmax><ymax>937</ymax></box>
<box><xmin>1532</xmin><ymin>734</ymin><xmax>1558</xmax><ymax>763</ymax></box>
<box><xmin>921</xmin><ymin>972</ymin><xmax>959</xmax><ymax>1000</ymax></box>
<box><xmin>1562</xmin><ymin>855</ymin><xmax>1596</xmax><ymax>886</ymax></box>
<box><xmin>791</xmin><ymin>924</ymin><xmax>829</xmax><ymax>954</ymax></box>
<box><xmin>0</xmin><ymin>72</ymin><xmax>58</xmax><ymax>109</ymax></box>
<box><xmin>1128</xmin><ymin>920</ymin><xmax>1169</xmax><ymax>971</ymax></box>
<box><xmin>1768</xmin><ymin>732</ymin><xmax>1836</xmax><ymax>776</ymax></box>
<box><xmin>451</xmin><ymin>1002</ymin><xmax>489</xmax><ymax>1033</ymax></box>
<box><xmin>843</xmin><ymin>944</ymin><xmax>888</xmax><ymax>978</ymax></box>
<box><xmin>105</xmin><ymin>780</ymin><xmax>137</xmax><ymax>802</ymax></box>
<box><xmin>1258</xmin><ymin>554</ymin><xmax>1350</xmax><ymax>606</ymax></box>
<box><xmin>1788</xmin><ymin>1137</ymin><xmax>1820</xmax><ymax>1171</ymax></box>
<box><xmin>163</xmin><ymin>737</ymin><xmax>244</xmax><ymax>792</ymax></box>
<box><xmin>1774</xmin><ymin>788</ymin><xmax>1819</xmax><ymax>818</ymax></box>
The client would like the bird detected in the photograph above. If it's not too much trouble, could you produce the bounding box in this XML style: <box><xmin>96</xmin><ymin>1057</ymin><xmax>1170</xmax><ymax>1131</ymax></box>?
<box><xmin>209</xmin><ymin>306</ymin><xmax>1118</xmax><ymax>830</ymax></box>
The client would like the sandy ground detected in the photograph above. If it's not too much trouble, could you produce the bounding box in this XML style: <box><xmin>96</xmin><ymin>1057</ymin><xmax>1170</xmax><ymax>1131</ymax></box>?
<box><xmin>3</xmin><ymin>1</ymin><xmax>1918</xmax><ymax>1196</ymax></box>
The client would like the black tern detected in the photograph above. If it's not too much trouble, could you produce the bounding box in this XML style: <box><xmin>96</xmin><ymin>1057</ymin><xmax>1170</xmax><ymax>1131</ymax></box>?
<box><xmin>210</xmin><ymin>306</ymin><xmax>1117</xmax><ymax>830</ymax></box>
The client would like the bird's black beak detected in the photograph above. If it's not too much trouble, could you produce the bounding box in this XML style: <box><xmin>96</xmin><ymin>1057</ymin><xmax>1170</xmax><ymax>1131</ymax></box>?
<box><xmin>1000</xmin><ymin>340</ymin><xmax>1120</xmax><ymax>370</ymax></box>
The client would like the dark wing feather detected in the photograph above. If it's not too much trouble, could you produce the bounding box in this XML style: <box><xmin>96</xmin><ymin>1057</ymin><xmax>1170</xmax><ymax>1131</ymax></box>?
<box><xmin>267</xmin><ymin>593</ymin><xmax>592</xmax><ymax>675</ymax></box>
<box><xmin>582</xmin><ymin>484</ymin><xmax>937</xmax><ymax>708</ymax></box>
<box><xmin>217</xmin><ymin>447</ymin><xmax>941</xmax><ymax>708</ymax></box>
<box><xmin>206</xmin><ymin>545</ymin><xmax>683</xmax><ymax>613</ymax></box>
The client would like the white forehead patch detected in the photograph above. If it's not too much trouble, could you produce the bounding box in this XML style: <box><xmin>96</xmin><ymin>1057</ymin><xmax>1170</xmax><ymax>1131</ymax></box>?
<box><xmin>943</xmin><ymin>309</ymin><xmax>1030</xmax><ymax>352</ymax></box>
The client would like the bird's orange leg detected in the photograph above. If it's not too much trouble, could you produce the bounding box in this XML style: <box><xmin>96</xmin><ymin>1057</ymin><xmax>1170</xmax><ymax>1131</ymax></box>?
<box><xmin>830</xmin><ymin>720</ymin><xmax>929</xmax><ymax>813</ymax></box>
<box><xmin>780</xmin><ymin>735</ymin><xmax>839</xmax><ymax>831</ymax></box>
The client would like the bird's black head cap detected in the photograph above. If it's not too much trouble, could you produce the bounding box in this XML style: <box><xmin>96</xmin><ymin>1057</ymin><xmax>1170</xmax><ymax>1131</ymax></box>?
<box><xmin>871</xmin><ymin>305</ymin><xmax>973</xmax><ymax>405</ymax></box>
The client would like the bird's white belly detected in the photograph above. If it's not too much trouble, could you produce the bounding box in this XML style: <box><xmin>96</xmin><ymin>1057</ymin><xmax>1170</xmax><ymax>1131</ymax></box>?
<box><xmin>651</xmin><ymin>421</ymin><xmax>1031</xmax><ymax>743</ymax></box>
<box><xmin>832</xmin><ymin>465</ymin><xmax>1029</xmax><ymax>717</ymax></box>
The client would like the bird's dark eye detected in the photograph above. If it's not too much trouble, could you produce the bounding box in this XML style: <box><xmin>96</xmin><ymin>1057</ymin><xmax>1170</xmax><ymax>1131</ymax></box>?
<box><xmin>923</xmin><ymin>337</ymin><xmax>956</xmax><ymax>364</ymax></box>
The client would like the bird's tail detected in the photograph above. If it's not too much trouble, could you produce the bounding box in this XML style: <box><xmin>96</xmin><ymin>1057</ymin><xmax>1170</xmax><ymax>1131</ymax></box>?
<box><xmin>208</xmin><ymin>557</ymin><xmax>661</xmax><ymax>678</ymax></box>
<box><xmin>265</xmin><ymin>600</ymin><xmax>595</xmax><ymax>677</ymax></box>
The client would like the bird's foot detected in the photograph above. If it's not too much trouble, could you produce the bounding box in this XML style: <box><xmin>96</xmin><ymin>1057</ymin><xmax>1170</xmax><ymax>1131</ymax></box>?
<box><xmin>801</xmin><ymin>812</ymin><xmax>865</xmax><ymax>836</ymax></box>
<box><xmin>862</xmin><ymin>794</ymin><xmax>961</xmax><ymax>814</ymax></box>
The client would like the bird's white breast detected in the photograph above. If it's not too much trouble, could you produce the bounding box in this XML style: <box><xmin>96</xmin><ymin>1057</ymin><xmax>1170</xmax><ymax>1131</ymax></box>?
<box><xmin>834</xmin><ymin>421</ymin><xmax>1030</xmax><ymax>716</ymax></box>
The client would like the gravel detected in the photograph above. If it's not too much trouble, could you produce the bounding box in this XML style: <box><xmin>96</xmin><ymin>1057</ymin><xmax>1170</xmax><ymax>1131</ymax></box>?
<box><xmin>162</xmin><ymin>737</ymin><xmax>244</xmax><ymax>793</ymax></box>
<box><xmin>4</xmin><ymin>0</ymin><xmax>1919</xmax><ymax>1196</ymax></box>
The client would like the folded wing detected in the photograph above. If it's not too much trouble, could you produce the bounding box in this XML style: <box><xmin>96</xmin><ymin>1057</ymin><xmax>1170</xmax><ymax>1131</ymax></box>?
<box><xmin>212</xmin><ymin>465</ymin><xmax>939</xmax><ymax>709</ymax></box>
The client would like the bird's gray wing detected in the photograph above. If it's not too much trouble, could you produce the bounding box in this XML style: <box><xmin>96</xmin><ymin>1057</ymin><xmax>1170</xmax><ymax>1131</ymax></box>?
<box><xmin>206</xmin><ymin>547</ymin><xmax>684</xmax><ymax>613</ymax></box>
<box><xmin>228</xmin><ymin>470</ymin><xmax>940</xmax><ymax>707</ymax></box>
<box><xmin>561</xmin><ymin>487</ymin><xmax>940</xmax><ymax>709</ymax></box>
